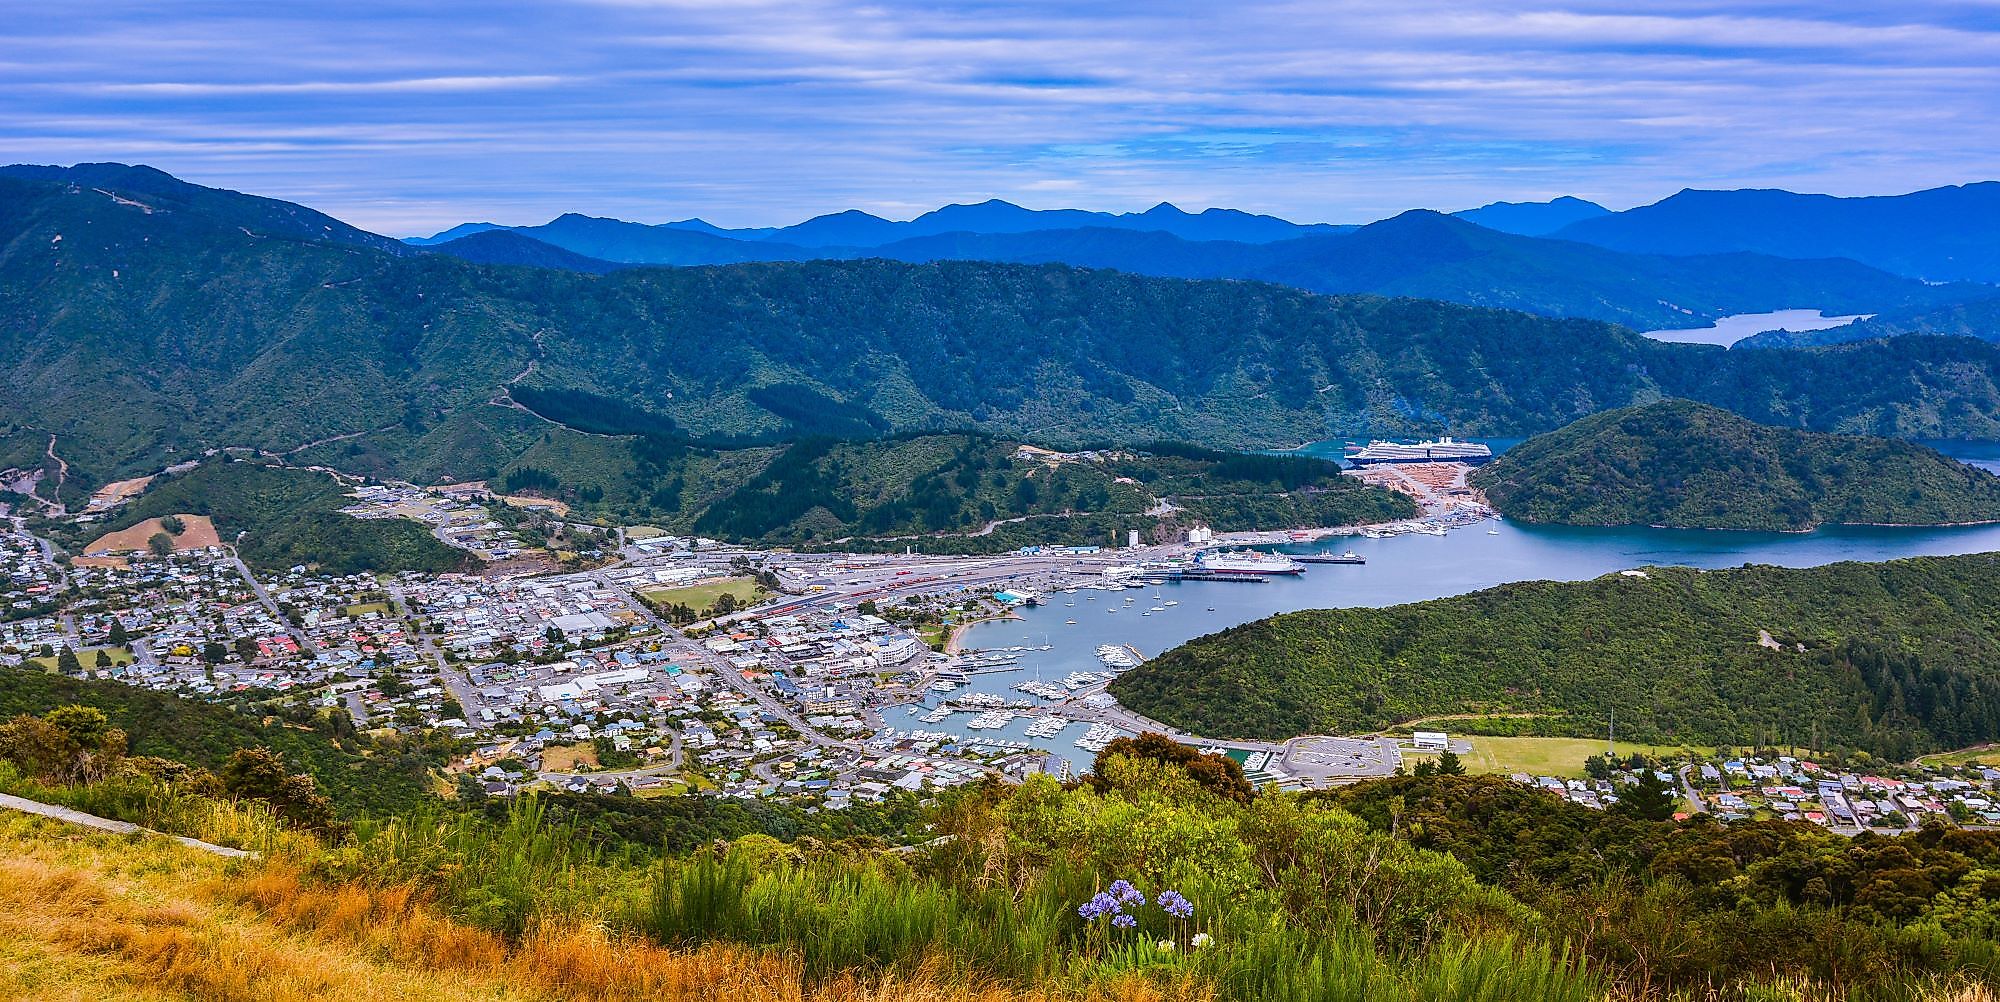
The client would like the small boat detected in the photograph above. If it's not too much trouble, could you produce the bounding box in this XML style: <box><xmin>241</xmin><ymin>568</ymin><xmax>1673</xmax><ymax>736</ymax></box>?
<box><xmin>1065</xmin><ymin>619</ymin><xmax>1077</xmax><ymax>625</ymax></box>
<box><xmin>1206</xmin><ymin>607</ymin><xmax>1216</xmax><ymax>611</ymax></box>
<box><xmin>1487</xmin><ymin>529</ymin><xmax>1500</xmax><ymax>535</ymax></box>
<box><xmin>1163</xmin><ymin>600</ymin><xmax>1178</xmax><ymax>607</ymax></box>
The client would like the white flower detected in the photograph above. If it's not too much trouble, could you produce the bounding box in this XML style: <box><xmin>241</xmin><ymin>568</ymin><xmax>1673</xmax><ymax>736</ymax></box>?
<box><xmin>1190</xmin><ymin>932</ymin><xmax>1213</xmax><ymax>949</ymax></box>
<box><xmin>1156</xmin><ymin>939</ymin><xmax>1174</xmax><ymax>952</ymax></box>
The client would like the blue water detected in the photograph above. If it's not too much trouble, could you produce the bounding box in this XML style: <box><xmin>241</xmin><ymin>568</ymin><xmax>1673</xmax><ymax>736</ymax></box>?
<box><xmin>940</xmin><ymin>440</ymin><xmax>2000</xmax><ymax>766</ymax></box>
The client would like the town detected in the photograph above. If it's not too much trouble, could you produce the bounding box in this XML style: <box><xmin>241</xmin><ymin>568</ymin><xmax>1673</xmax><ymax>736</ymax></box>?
<box><xmin>5</xmin><ymin>463</ymin><xmax>1998</xmax><ymax>832</ymax></box>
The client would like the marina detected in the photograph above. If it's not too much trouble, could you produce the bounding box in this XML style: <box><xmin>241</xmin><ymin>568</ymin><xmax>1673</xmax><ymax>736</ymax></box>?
<box><xmin>944</xmin><ymin>484</ymin><xmax>2000</xmax><ymax>768</ymax></box>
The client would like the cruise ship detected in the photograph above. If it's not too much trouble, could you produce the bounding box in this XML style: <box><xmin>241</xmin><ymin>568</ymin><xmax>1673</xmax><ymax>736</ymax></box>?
<box><xmin>1344</xmin><ymin>437</ymin><xmax>1493</xmax><ymax>466</ymax></box>
<box><xmin>1196</xmin><ymin>550</ymin><xmax>1304</xmax><ymax>576</ymax></box>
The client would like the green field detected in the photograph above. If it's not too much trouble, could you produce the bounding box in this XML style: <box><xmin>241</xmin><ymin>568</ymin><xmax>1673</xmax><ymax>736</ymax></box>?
<box><xmin>638</xmin><ymin>577</ymin><xmax>766</xmax><ymax>616</ymax></box>
<box><xmin>623</xmin><ymin>525</ymin><xmax>668</xmax><ymax>540</ymax></box>
<box><xmin>1916</xmin><ymin>744</ymin><xmax>2000</xmax><ymax>768</ymax></box>
<box><xmin>25</xmin><ymin>646</ymin><xmax>135</xmax><ymax>672</ymax></box>
<box><xmin>344</xmin><ymin>601</ymin><xmax>393</xmax><ymax>618</ymax></box>
<box><xmin>1446</xmin><ymin>736</ymin><xmax>1709</xmax><ymax>778</ymax></box>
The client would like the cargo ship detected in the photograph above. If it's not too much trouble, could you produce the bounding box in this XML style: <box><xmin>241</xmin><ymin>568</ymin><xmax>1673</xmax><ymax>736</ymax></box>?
<box><xmin>1344</xmin><ymin>437</ymin><xmax>1493</xmax><ymax>466</ymax></box>
<box><xmin>1196</xmin><ymin>550</ymin><xmax>1305</xmax><ymax>576</ymax></box>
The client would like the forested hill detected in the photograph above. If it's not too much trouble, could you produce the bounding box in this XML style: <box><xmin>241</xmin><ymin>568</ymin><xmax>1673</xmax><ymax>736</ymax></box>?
<box><xmin>13</xmin><ymin>168</ymin><xmax>2000</xmax><ymax>506</ymax></box>
<box><xmin>1469</xmin><ymin>400</ymin><xmax>2000</xmax><ymax>530</ymax></box>
<box><xmin>1109</xmin><ymin>554</ymin><xmax>2000</xmax><ymax>758</ymax></box>
<box><xmin>473</xmin><ymin>431</ymin><xmax>1417</xmax><ymax>549</ymax></box>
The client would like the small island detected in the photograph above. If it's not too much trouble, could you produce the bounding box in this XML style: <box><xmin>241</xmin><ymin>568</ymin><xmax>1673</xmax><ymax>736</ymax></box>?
<box><xmin>1469</xmin><ymin>399</ymin><xmax>2000</xmax><ymax>530</ymax></box>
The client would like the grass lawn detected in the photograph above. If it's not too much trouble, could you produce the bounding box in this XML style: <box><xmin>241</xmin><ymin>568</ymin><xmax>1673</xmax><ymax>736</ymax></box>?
<box><xmin>623</xmin><ymin>525</ymin><xmax>667</xmax><ymax>540</ymax></box>
<box><xmin>344</xmin><ymin>602</ymin><xmax>393</xmax><ymax>618</ymax></box>
<box><xmin>1449</xmin><ymin>736</ymin><xmax>1711</xmax><ymax>778</ymax></box>
<box><xmin>1917</xmin><ymin>744</ymin><xmax>2000</xmax><ymax>768</ymax></box>
<box><xmin>25</xmin><ymin>646</ymin><xmax>135</xmax><ymax>671</ymax></box>
<box><xmin>639</xmin><ymin>577</ymin><xmax>766</xmax><ymax>616</ymax></box>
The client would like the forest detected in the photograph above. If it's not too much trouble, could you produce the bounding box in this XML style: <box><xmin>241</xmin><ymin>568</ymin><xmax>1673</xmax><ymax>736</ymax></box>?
<box><xmin>1111</xmin><ymin>553</ymin><xmax>2000</xmax><ymax>755</ymax></box>
<box><xmin>1473</xmin><ymin>400</ymin><xmax>2000</xmax><ymax>530</ymax></box>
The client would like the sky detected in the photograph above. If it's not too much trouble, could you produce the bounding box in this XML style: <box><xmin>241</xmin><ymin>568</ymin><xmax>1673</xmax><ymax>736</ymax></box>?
<box><xmin>7</xmin><ymin>1</ymin><xmax>1999</xmax><ymax>235</ymax></box>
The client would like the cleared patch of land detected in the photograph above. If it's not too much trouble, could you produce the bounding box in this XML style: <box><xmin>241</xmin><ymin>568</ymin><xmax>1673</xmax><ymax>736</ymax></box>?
<box><xmin>84</xmin><ymin>474</ymin><xmax>153</xmax><ymax>511</ymax></box>
<box><xmin>538</xmin><ymin>742</ymin><xmax>599</xmax><ymax>773</ymax></box>
<box><xmin>1449</xmin><ymin>736</ymin><xmax>1710</xmax><ymax>778</ymax></box>
<box><xmin>344</xmin><ymin>602</ymin><xmax>393</xmax><ymax>618</ymax></box>
<box><xmin>85</xmin><ymin>514</ymin><xmax>220</xmax><ymax>554</ymax></box>
<box><xmin>623</xmin><ymin>524</ymin><xmax>667</xmax><ymax>540</ymax></box>
<box><xmin>499</xmin><ymin>494</ymin><xmax>570</xmax><ymax>516</ymax></box>
<box><xmin>638</xmin><ymin>576</ymin><xmax>765</xmax><ymax>616</ymax></box>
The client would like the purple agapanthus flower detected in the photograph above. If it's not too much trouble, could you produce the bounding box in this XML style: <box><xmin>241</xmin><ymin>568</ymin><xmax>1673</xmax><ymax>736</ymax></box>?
<box><xmin>1077</xmin><ymin>891</ymin><xmax>1120</xmax><ymax>920</ymax></box>
<box><xmin>1156</xmin><ymin>889</ymin><xmax>1194</xmax><ymax>919</ymax></box>
<box><xmin>1112</xmin><ymin>912</ymin><xmax>1137</xmax><ymax>928</ymax></box>
<box><xmin>1107</xmin><ymin>879</ymin><xmax>1146</xmax><ymax>907</ymax></box>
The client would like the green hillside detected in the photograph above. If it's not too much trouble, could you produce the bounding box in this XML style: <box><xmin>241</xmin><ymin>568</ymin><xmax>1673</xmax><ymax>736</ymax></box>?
<box><xmin>11</xmin><ymin>168</ymin><xmax>2000</xmax><ymax>503</ymax></box>
<box><xmin>1110</xmin><ymin>554</ymin><xmax>2000</xmax><ymax>757</ymax></box>
<box><xmin>52</xmin><ymin>460</ymin><xmax>470</xmax><ymax>574</ymax></box>
<box><xmin>1470</xmin><ymin>400</ymin><xmax>2000</xmax><ymax>530</ymax></box>
<box><xmin>0</xmin><ymin>667</ymin><xmax>432</xmax><ymax>818</ymax></box>
<box><xmin>482</xmin><ymin>431</ymin><xmax>1413</xmax><ymax>547</ymax></box>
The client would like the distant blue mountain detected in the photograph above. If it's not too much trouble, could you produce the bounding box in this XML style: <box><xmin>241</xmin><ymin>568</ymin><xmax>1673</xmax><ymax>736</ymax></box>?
<box><xmin>424</xmin><ymin>229</ymin><xmax>628</xmax><ymax>273</ymax></box>
<box><xmin>405</xmin><ymin>221</ymin><xmax>506</xmax><ymax>245</ymax></box>
<box><xmin>503</xmin><ymin>213</ymin><xmax>827</xmax><ymax>265</ymax></box>
<box><xmin>819</xmin><ymin>198</ymin><xmax>1345</xmax><ymax>246</ymax></box>
<box><xmin>1554</xmin><ymin>183</ymin><xmax>2000</xmax><ymax>283</ymax></box>
<box><xmin>1451</xmin><ymin>196</ymin><xmax>1609</xmax><ymax>236</ymax></box>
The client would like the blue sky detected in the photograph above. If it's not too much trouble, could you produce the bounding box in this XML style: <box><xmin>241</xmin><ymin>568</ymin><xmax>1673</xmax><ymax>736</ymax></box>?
<box><xmin>8</xmin><ymin>1</ymin><xmax>1999</xmax><ymax>234</ymax></box>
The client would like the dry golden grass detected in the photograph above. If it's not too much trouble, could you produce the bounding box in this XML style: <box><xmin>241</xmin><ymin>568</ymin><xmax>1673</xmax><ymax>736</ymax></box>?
<box><xmin>0</xmin><ymin>813</ymin><xmax>1205</xmax><ymax>1002</ymax></box>
<box><xmin>84</xmin><ymin>514</ymin><xmax>221</xmax><ymax>555</ymax></box>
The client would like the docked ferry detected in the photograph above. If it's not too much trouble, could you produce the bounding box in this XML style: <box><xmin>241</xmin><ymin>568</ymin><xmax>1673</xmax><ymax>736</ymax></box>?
<box><xmin>1344</xmin><ymin>437</ymin><xmax>1493</xmax><ymax>466</ymax></box>
<box><xmin>1196</xmin><ymin>551</ymin><xmax>1305</xmax><ymax>576</ymax></box>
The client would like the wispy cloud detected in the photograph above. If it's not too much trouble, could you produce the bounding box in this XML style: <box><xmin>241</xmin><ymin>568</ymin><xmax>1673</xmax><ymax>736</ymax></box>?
<box><xmin>2</xmin><ymin>0</ymin><xmax>1995</xmax><ymax>233</ymax></box>
<box><xmin>78</xmin><ymin>76</ymin><xmax>570</xmax><ymax>96</ymax></box>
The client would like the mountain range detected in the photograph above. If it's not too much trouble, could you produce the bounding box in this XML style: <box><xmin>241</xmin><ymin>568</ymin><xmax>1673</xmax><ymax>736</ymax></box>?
<box><xmin>1548</xmin><ymin>183</ymin><xmax>2000</xmax><ymax>284</ymax></box>
<box><xmin>8</xmin><ymin>162</ymin><xmax>2000</xmax><ymax>508</ymax></box>
<box><xmin>413</xmin><ymin>207</ymin><xmax>1973</xmax><ymax>331</ymax></box>
<box><xmin>394</xmin><ymin>186</ymin><xmax>2000</xmax><ymax>330</ymax></box>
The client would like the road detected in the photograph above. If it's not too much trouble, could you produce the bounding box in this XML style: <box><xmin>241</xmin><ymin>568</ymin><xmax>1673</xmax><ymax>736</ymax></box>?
<box><xmin>223</xmin><ymin>546</ymin><xmax>316</xmax><ymax>658</ymax></box>
<box><xmin>611</xmin><ymin>579</ymin><xmax>867</xmax><ymax>757</ymax></box>
<box><xmin>1677</xmin><ymin>765</ymin><xmax>1709</xmax><ymax>814</ymax></box>
<box><xmin>385</xmin><ymin>581</ymin><xmax>489</xmax><ymax>730</ymax></box>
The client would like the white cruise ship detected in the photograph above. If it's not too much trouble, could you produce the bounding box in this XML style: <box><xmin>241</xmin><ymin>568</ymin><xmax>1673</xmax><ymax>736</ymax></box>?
<box><xmin>1344</xmin><ymin>437</ymin><xmax>1493</xmax><ymax>466</ymax></box>
<box><xmin>1196</xmin><ymin>550</ymin><xmax>1304</xmax><ymax>576</ymax></box>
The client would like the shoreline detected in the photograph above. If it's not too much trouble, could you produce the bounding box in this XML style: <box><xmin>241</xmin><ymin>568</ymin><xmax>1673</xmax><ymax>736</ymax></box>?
<box><xmin>945</xmin><ymin>607</ymin><xmax>1023</xmax><ymax>655</ymax></box>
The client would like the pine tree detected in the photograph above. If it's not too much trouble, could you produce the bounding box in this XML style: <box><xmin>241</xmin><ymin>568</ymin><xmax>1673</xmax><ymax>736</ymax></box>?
<box><xmin>1436</xmin><ymin>749</ymin><xmax>1467</xmax><ymax>775</ymax></box>
<box><xmin>1617</xmin><ymin>768</ymin><xmax>1677</xmax><ymax>821</ymax></box>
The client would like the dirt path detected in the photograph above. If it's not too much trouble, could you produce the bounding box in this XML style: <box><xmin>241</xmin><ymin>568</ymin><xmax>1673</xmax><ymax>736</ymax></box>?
<box><xmin>0</xmin><ymin>792</ymin><xmax>252</xmax><ymax>858</ymax></box>
<box><xmin>284</xmin><ymin>420</ymin><xmax>400</xmax><ymax>457</ymax></box>
<box><xmin>43</xmin><ymin>435</ymin><xmax>68</xmax><ymax>513</ymax></box>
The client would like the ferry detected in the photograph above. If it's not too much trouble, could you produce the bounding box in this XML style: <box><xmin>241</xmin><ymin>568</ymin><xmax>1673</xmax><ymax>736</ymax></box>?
<box><xmin>1298</xmin><ymin>551</ymin><xmax>1366</xmax><ymax>565</ymax></box>
<box><xmin>1197</xmin><ymin>550</ymin><xmax>1305</xmax><ymax>576</ymax></box>
<box><xmin>1344</xmin><ymin>437</ymin><xmax>1493</xmax><ymax>466</ymax></box>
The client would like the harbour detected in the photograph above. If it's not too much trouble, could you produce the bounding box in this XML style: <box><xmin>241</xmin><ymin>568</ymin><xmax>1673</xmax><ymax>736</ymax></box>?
<box><xmin>947</xmin><ymin>489</ymin><xmax>2000</xmax><ymax>770</ymax></box>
